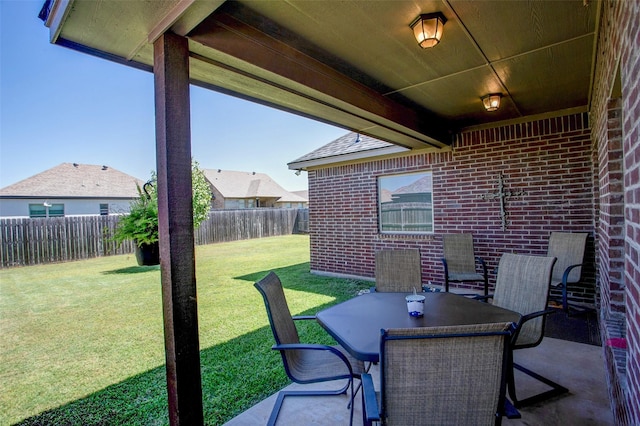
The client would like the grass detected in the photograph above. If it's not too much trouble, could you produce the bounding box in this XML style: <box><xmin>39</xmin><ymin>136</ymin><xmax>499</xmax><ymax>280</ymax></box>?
<box><xmin>0</xmin><ymin>235</ymin><xmax>370</xmax><ymax>425</ymax></box>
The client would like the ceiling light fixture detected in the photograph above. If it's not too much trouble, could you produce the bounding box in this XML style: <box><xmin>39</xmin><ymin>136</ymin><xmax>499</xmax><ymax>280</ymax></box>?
<box><xmin>482</xmin><ymin>94</ymin><xmax>502</xmax><ymax>112</ymax></box>
<box><xmin>410</xmin><ymin>12</ymin><xmax>447</xmax><ymax>48</ymax></box>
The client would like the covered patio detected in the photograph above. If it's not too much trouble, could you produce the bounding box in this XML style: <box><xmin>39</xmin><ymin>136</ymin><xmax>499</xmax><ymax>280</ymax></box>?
<box><xmin>39</xmin><ymin>0</ymin><xmax>639</xmax><ymax>424</ymax></box>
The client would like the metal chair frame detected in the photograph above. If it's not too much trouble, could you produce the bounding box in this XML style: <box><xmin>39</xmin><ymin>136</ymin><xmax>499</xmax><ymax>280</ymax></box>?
<box><xmin>546</xmin><ymin>232</ymin><xmax>590</xmax><ymax>313</ymax></box>
<box><xmin>255</xmin><ymin>272</ymin><xmax>362</xmax><ymax>425</ymax></box>
<box><xmin>491</xmin><ymin>253</ymin><xmax>569</xmax><ymax>408</ymax></box>
<box><xmin>441</xmin><ymin>233</ymin><xmax>489</xmax><ymax>297</ymax></box>
<box><xmin>362</xmin><ymin>323</ymin><xmax>518</xmax><ymax>426</ymax></box>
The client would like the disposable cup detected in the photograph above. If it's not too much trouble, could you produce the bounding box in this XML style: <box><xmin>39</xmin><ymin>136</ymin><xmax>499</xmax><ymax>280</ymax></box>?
<box><xmin>406</xmin><ymin>294</ymin><xmax>426</xmax><ymax>317</ymax></box>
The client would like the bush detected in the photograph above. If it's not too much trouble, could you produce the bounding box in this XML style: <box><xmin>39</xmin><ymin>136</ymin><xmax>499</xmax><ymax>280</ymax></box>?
<box><xmin>112</xmin><ymin>160</ymin><xmax>212</xmax><ymax>247</ymax></box>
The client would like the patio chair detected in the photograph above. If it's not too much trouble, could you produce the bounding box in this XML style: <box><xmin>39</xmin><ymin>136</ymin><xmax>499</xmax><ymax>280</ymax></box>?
<box><xmin>546</xmin><ymin>232</ymin><xmax>589</xmax><ymax>313</ymax></box>
<box><xmin>361</xmin><ymin>322</ymin><xmax>516</xmax><ymax>426</ymax></box>
<box><xmin>374</xmin><ymin>249</ymin><xmax>422</xmax><ymax>293</ymax></box>
<box><xmin>491</xmin><ymin>253</ymin><xmax>569</xmax><ymax>408</ymax></box>
<box><xmin>441</xmin><ymin>233</ymin><xmax>489</xmax><ymax>296</ymax></box>
<box><xmin>254</xmin><ymin>271</ymin><xmax>365</xmax><ymax>426</ymax></box>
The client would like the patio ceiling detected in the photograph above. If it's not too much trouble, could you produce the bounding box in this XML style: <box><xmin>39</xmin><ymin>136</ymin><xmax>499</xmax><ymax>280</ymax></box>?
<box><xmin>42</xmin><ymin>0</ymin><xmax>599</xmax><ymax>151</ymax></box>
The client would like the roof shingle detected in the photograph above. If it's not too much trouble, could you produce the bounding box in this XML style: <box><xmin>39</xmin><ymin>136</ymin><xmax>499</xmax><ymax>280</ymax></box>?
<box><xmin>0</xmin><ymin>163</ymin><xmax>144</xmax><ymax>198</ymax></box>
<box><xmin>290</xmin><ymin>132</ymin><xmax>395</xmax><ymax>164</ymax></box>
<box><xmin>203</xmin><ymin>169</ymin><xmax>305</xmax><ymax>202</ymax></box>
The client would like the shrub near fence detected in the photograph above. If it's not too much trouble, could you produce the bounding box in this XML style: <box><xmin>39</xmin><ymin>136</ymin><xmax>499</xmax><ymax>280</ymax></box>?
<box><xmin>0</xmin><ymin>208</ymin><xmax>308</xmax><ymax>268</ymax></box>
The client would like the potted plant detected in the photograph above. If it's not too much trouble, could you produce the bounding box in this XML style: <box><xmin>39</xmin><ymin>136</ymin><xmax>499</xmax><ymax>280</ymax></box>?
<box><xmin>112</xmin><ymin>161</ymin><xmax>212</xmax><ymax>266</ymax></box>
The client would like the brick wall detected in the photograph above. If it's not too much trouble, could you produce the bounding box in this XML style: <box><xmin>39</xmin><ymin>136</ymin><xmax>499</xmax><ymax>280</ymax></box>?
<box><xmin>210</xmin><ymin>185</ymin><xmax>225</xmax><ymax>209</ymax></box>
<box><xmin>309</xmin><ymin>111</ymin><xmax>595</xmax><ymax>305</ymax></box>
<box><xmin>590</xmin><ymin>0</ymin><xmax>640</xmax><ymax>423</ymax></box>
<box><xmin>597</xmin><ymin>98</ymin><xmax>626</xmax><ymax>313</ymax></box>
<box><xmin>620</xmin><ymin>0</ymin><xmax>640</xmax><ymax>419</ymax></box>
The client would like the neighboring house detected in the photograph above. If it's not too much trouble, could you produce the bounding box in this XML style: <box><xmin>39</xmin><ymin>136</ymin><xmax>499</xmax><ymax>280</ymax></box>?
<box><xmin>0</xmin><ymin>163</ymin><xmax>144</xmax><ymax>218</ymax></box>
<box><xmin>203</xmin><ymin>169</ymin><xmax>307</xmax><ymax>209</ymax></box>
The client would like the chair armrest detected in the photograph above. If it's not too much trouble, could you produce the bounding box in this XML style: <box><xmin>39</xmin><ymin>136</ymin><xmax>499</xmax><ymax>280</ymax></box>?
<box><xmin>476</xmin><ymin>257</ymin><xmax>489</xmax><ymax>296</ymax></box>
<box><xmin>511</xmin><ymin>308</ymin><xmax>556</xmax><ymax>347</ymax></box>
<box><xmin>473</xmin><ymin>294</ymin><xmax>493</xmax><ymax>302</ymax></box>
<box><xmin>441</xmin><ymin>258</ymin><xmax>450</xmax><ymax>292</ymax></box>
<box><xmin>440</xmin><ymin>258</ymin><xmax>449</xmax><ymax>274</ymax></box>
<box><xmin>292</xmin><ymin>315</ymin><xmax>316</xmax><ymax>321</ymax></box>
<box><xmin>475</xmin><ymin>256</ymin><xmax>488</xmax><ymax>273</ymax></box>
<box><xmin>361</xmin><ymin>373</ymin><xmax>380</xmax><ymax>424</ymax></box>
<box><xmin>272</xmin><ymin>342</ymin><xmax>348</xmax><ymax>357</ymax></box>
<box><xmin>519</xmin><ymin>307</ymin><xmax>556</xmax><ymax>325</ymax></box>
<box><xmin>562</xmin><ymin>263</ymin><xmax>585</xmax><ymax>285</ymax></box>
<box><xmin>272</xmin><ymin>343</ymin><xmax>354</xmax><ymax>379</ymax></box>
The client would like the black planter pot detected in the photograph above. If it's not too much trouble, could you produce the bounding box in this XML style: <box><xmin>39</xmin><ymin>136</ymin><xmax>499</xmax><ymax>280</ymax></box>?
<box><xmin>135</xmin><ymin>242</ymin><xmax>160</xmax><ymax>266</ymax></box>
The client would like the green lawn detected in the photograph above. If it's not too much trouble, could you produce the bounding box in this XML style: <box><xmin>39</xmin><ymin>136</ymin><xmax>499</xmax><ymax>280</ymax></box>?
<box><xmin>0</xmin><ymin>235</ymin><xmax>370</xmax><ymax>425</ymax></box>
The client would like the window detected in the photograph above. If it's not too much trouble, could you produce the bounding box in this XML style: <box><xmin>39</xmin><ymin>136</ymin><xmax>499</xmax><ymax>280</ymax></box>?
<box><xmin>100</xmin><ymin>204</ymin><xmax>109</xmax><ymax>215</ymax></box>
<box><xmin>29</xmin><ymin>203</ymin><xmax>64</xmax><ymax>218</ymax></box>
<box><xmin>378</xmin><ymin>172</ymin><xmax>433</xmax><ymax>234</ymax></box>
<box><xmin>224</xmin><ymin>199</ymin><xmax>256</xmax><ymax>209</ymax></box>
<box><xmin>29</xmin><ymin>204</ymin><xmax>46</xmax><ymax>218</ymax></box>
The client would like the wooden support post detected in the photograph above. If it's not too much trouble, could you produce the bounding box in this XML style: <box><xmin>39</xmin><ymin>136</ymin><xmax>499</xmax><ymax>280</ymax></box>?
<box><xmin>153</xmin><ymin>31</ymin><xmax>204</xmax><ymax>425</ymax></box>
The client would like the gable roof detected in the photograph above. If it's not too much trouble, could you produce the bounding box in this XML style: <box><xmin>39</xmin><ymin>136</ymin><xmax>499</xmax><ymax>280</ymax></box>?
<box><xmin>288</xmin><ymin>132</ymin><xmax>409</xmax><ymax>170</ymax></box>
<box><xmin>203</xmin><ymin>169</ymin><xmax>306</xmax><ymax>203</ymax></box>
<box><xmin>275</xmin><ymin>192</ymin><xmax>307</xmax><ymax>203</ymax></box>
<box><xmin>0</xmin><ymin>163</ymin><xmax>144</xmax><ymax>198</ymax></box>
<box><xmin>292</xmin><ymin>190</ymin><xmax>308</xmax><ymax>201</ymax></box>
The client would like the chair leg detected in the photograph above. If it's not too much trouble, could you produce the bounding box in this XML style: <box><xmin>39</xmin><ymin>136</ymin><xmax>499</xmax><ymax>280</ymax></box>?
<box><xmin>483</xmin><ymin>269</ymin><xmax>489</xmax><ymax>297</ymax></box>
<box><xmin>503</xmin><ymin>398</ymin><xmax>521</xmax><ymax>419</ymax></box>
<box><xmin>267</xmin><ymin>391</ymin><xmax>287</xmax><ymax>426</ymax></box>
<box><xmin>267</xmin><ymin>379</ymin><xmax>354</xmax><ymax>426</ymax></box>
<box><xmin>348</xmin><ymin>362</ymin><xmax>372</xmax><ymax>409</ymax></box>
<box><xmin>558</xmin><ymin>283</ymin><xmax>596</xmax><ymax>317</ymax></box>
<box><xmin>510</xmin><ymin>362</ymin><xmax>569</xmax><ymax>408</ymax></box>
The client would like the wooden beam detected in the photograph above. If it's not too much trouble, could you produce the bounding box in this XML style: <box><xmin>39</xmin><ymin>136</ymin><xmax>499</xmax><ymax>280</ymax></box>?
<box><xmin>153</xmin><ymin>31</ymin><xmax>204</xmax><ymax>426</ymax></box>
<box><xmin>188</xmin><ymin>11</ymin><xmax>451</xmax><ymax>147</ymax></box>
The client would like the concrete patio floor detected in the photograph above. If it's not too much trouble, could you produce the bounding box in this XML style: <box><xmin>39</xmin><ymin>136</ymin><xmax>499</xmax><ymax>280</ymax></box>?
<box><xmin>224</xmin><ymin>337</ymin><xmax>612</xmax><ymax>425</ymax></box>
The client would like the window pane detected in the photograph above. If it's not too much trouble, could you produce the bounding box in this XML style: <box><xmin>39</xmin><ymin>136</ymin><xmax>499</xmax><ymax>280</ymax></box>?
<box><xmin>100</xmin><ymin>204</ymin><xmax>109</xmax><ymax>215</ymax></box>
<box><xmin>225</xmin><ymin>199</ymin><xmax>242</xmax><ymax>209</ymax></box>
<box><xmin>29</xmin><ymin>204</ymin><xmax>46</xmax><ymax>218</ymax></box>
<box><xmin>49</xmin><ymin>204</ymin><xmax>64</xmax><ymax>217</ymax></box>
<box><xmin>28</xmin><ymin>203</ymin><xmax>65</xmax><ymax>218</ymax></box>
<box><xmin>379</xmin><ymin>172</ymin><xmax>434</xmax><ymax>234</ymax></box>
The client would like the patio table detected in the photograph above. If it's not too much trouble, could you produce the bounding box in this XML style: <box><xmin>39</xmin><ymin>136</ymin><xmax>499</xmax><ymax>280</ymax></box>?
<box><xmin>316</xmin><ymin>291</ymin><xmax>521</xmax><ymax>362</ymax></box>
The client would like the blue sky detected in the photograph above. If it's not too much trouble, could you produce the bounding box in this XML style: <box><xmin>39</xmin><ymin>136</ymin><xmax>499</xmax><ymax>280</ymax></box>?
<box><xmin>0</xmin><ymin>1</ymin><xmax>347</xmax><ymax>191</ymax></box>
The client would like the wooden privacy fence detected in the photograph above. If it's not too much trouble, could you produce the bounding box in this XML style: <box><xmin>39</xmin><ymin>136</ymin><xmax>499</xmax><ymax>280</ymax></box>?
<box><xmin>380</xmin><ymin>202</ymin><xmax>433</xmax><ymax>233</ymax></box>
<box><xmin>194</xmin><ymin>208</ymin><xmax>305</xmax><ymax>244</ymax></box>
<box><xmin>0</xmin><ymin>216</ymin><xmax>136</xmax><ymax>268</ymax></box>
<box><xmin>0</xmin><ymin>208</ymin><xmax>309</xmax><ymax>268</ymax></box>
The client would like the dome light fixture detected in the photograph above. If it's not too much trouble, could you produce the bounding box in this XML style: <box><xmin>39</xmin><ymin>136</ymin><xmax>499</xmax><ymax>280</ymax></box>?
<box><xmin>482</xmin><ymin>94</ymin><xmax>502</xmax><ymax>112</ymax></box>
<box><xmin>410</xmin><ymin>12</ymin><xmax>447</xmax><ymax>48</ymax></box>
